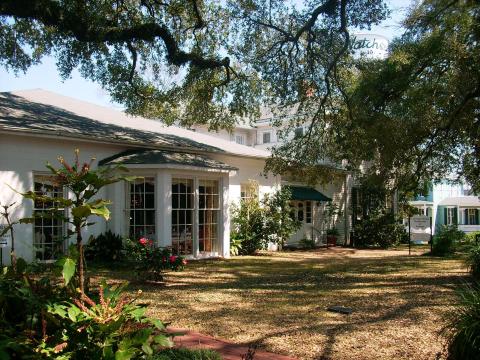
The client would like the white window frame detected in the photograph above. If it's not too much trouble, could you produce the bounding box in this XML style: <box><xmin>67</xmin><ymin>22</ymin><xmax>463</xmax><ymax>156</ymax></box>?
<box><xmin>126</xmin><ymin>176</ymin><xmax>156</xmax><ymax>241</ymax></box>
<box><xmin>235</xmin><ymin>134</ymin><xmax>245</xmax><ymax>145</ymax></box>
<box><xmin>33</xmin><ymin>174</ymin><xmax>66</xmax><ymax>262</ymax></box>
<box><xmin>468</xmin><ymin>208</ymin><xmax>476</xmax><ymax>225</ymax></box>
<box><xmin>446</xmin><ymin>207</ymin><xmax>455</xmax><ymax>225</ymax></box>
<box><xmin>262</xmin><ymin>131</ymin><xmax>272</xmax><ymax>144</ymax></box>
<box><xmin>171</xmin><ymin>177</ymin><xmax>195</xmax><ymax>255</ymax></box>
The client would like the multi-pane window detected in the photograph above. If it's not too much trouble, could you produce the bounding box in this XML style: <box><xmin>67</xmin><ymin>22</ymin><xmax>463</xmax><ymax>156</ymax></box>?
<box><xmin>262</xmin><ymin>132</ymin><xmax>271</xmax><ymax>144</ymax></box>
<box><xmin>172</xmin><ymin>178</ymin><xmax>194</xmax><ymax>255</ymax></box>
<box><xmin>294</xmin><ymin>127</ymin><xmax>304</xmax><ymax>139</ymax></box>
<box><xmin>297</xmin><ymin>202</ymin><xmax>304</xmax><ymax>222</ymax></box>
<box><xmin>240</xmin><ymin>182</ymin><xmax>259</xmax><ymax>201</ymax></box>
<box><xmin>305</xmin><ymin>201</ymin><xmax>312</xmax><ymax>224</ymax></box>
<box><xmin>128</xmin><ymin>177</ymin><xmax>155</xmax><ymax>241</ymax></box>
<box><xmin>235</xmin><ymin>134</ymin><xmax>245</xmax><ymax>145</ymax></box>
<box><xmin>33</xmin><ymin>175</ymin><xmax>65</xmax><ymax>261</ymax></box>
<box><xmin>199</xmin><ymin>180</ymin><xmax>219</xmax><ymax>253</ymax></box>
<box><xmin>447</xmin><ymin>207</ymin><xmax>455</xmax><ymax>225</ymax></box>
<box><xmin>468</xmin><ymin>209</ymin><xmax>477</xmax><ymax>225</ymax></box>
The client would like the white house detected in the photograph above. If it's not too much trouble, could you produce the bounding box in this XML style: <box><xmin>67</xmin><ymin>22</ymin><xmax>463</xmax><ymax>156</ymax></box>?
<box><xmin>409</xmin><ymin>181</ymin><xmax>480</xmax><ymax>235</ymax></box>
<box><xmin>0</xmin><ymin>89</ymin><xmax>351</xmax><ymax>264</ymax></box>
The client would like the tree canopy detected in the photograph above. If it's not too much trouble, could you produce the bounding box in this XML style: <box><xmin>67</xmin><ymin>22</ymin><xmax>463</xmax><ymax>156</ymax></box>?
<box><xmin>0</xmin><ymin>0</ymin><xmax>387</xmax><ymax>128</ymax></box>
<box><xmin>267</xmin><ymin>0</ymin><xmax>480</xmax><ymax>194</ymax></box>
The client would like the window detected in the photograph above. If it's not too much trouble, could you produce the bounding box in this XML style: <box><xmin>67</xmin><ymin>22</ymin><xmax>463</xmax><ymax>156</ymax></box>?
<box><xmin>172</xmin><ymin>178</ymin><xmax>194</xmax><ymax>255</ymax></box>
<box><xmin>240</xmin><ymin>182</ymin><xmax>259</xmax><ymax>201</ymax></box>
<box><xmin>235</xmin><ymin>134</ymin><xmax>245</xmax><ymax>145</ymax></box>
<box><xmin>297</xmin><ymin>202</ymin><xmax>304</xmax><ymax>222</ymax></box>
<box><xmin>467</xmin><ymin>209</ymin><xmax>477</xmax><ymax>225</ymax></box>
<box><xmin>306</xmin><ymin>201</ymin><xmax>312</xmax><ymax>224</ymax></box>
<box><xmin>199</xmin><ymin>180</ymin><xmax>220</xmax><ymax>253</ymax></box>
<box><xmin>447</xmin><ymin>207</ymin><xmax>455</xmax><ymax>225</ymax></box>
<box><xmin>128</xmin><ymin>177</ymin><xmax>156</xmax><ymax>241</ymax></box>
<box><xmin>262</xmin><ymin>132</ymin><xmax>271</xmax><ymax>144</ymax></box>
<box><xmin>294</xmin><ymin>127</ymin><xmax>304</xmax><ymax>139</ymax></box>
<box><xmin>33</xmin><ymin>175</ymin><xmax>65</xmax><ymax>261</ymax></box>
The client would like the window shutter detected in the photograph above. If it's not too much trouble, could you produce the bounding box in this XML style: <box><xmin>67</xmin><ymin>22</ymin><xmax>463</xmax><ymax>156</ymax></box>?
<box><xmin>465</xmin><ymin>209</ymin><xmax>469</xmax><ymax>225</ymax></box>
<box><xmin>443</xmin><ymin>207</ymin><xmax>447</xmax><ymax>225</ymax></box>
<box><xmin>454</xmin><ymin>208</ymin><xmax>458</xmax><ymax>225</ymax></box>
<box><xmin>476</xmin><ymin>209</ymin><xmax>479</xmax><ymax>225</ymax></box>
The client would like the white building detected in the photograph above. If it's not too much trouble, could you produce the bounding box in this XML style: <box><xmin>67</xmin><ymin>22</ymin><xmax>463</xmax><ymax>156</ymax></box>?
<box><xmin>409</xmin><ymin>182</ymin><xmax>480</xmax><ymax>234</ymax></box>
<box><xmin>0</xmin><ymin>89</ymin><xmax>351</xmax><ymax>264</ymax></box>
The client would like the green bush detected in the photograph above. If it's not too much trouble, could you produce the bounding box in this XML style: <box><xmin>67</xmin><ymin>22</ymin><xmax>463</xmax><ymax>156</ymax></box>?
<box><xmin>354</xmin><ymin>211</ymin><xmax>407</xmax><ymax>248</ymax></box>
<box><xmin>299</xmin><ymin>238</ymin><xmax>316</xmax><ymax>249</ymax></box>
<box><xmin>433</xmin><ymin>225</ymin><xmax>465</xmax><ymax>256</ymax></box>
<box><xmin>124</xmin><ymin>238</ymin><xmax>187</xmax><ymax>281</ymax></box>
<box><xmin>466</xmin><ymin>243</ymin><xmax>480</xmax><ymax>281</ymax></box>
<box><xmin>466</xmin><ymin>231</ymin><xmax>480</xmax><ymax>244</ymax></box>
<box><xmin>153</xmin><ymin>348</ymin><xmax>222</xmax><ymax>360</ymax></box>
<box><xmin>85</xmin><ymin>230</ymin><xmax>124</xmax><ymax>262</ymax></box>
<box><xmin>231</xmin><ymin>187</ymin><xmax>299</xmax><ymax>255</ymax></box>
<box><xmin>446</xmin><ymin>285</ymin><xmax>480</xmax><ymax>360</ymax></box>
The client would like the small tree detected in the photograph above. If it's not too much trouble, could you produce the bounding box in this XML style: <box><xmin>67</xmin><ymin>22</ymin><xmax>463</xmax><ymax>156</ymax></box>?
<box><xmin>19</xmin><ymin>150</ymin><xmax>134</xmax><ymax>294</ymax></box>
<box><xmin>262</xmin><ymin>187</ymin><xmax>300</xmax><ymax>248</ymax></box>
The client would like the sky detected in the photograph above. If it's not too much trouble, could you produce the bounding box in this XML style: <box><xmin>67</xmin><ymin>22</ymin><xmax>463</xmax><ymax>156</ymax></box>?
<box><xmin>0</xmin><ymin>0</ymin><xmax>412</xmax><ymax>109</ymax></box>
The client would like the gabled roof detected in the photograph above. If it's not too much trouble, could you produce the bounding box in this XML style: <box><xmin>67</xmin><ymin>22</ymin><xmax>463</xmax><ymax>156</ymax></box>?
<box><xmin>99</xmin><ymin>149</ymin><xmax>238</xmax><ymax>171</ymax></box>
<box><xmin>439</xmin><ymin>196</ymin><xmax>480</xmax><ymax>207</ymax></box>
<box><xmin>0</xmin><ymin>89</ymin><xmax>270</xmax><ymax>159</ymax></box>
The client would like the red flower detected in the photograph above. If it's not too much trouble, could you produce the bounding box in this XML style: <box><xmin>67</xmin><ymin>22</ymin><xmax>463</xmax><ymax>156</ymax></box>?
<box><xmin>148</xmin><ymin>239</ymin><xmax>154</xmax><ymax>246</ymax></box>
<box><xmin>182</xmin><ymin>259</ymin><xmax>188</xmax><ymax>265</ymax></box>
<box><xmin>169</xmin><ymin>255</ymin><xmax>177</xmax><ymax>263</ymax></box>
<box><xmin>139</xmin><ymin>237</ymin><xmax>148</xmax><ymax>246</ymax></box>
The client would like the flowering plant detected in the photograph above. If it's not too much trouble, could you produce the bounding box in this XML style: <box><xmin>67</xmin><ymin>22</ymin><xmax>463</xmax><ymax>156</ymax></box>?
<box><xmin>124</xmin><ymin>238</ymin><xmax>186</xmax><ymax>281</ymax></box>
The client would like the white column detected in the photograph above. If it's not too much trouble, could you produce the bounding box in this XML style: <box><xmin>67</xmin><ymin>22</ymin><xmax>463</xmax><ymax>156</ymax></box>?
<box><xmin>193</xmin><ymin>177</ymin><xmax>199</xmax><ymax>257</ymax></box>
<box><xmin>156</xmin><ymin>171</ymin><xmax>171</xmax><ymax>248</ymax></box>
<box><xmin>221</xmin><ymin>173</ymin><xmax>230</xmax><ymax>258</ymax></box>
<box><xmin>108</xmin><ymin>181</ymin><xmax>126</xmax><ymax>237</ymax></box>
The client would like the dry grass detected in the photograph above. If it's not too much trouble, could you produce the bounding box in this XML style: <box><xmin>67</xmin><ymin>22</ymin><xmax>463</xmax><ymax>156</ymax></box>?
<box><xmin>92</xmin><ymin>247</ymin><xmax>468</xmax><ymax>360</ymax></box>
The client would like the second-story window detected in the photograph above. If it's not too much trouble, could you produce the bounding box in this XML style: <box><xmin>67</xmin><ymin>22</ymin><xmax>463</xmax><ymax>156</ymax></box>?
<box><xmin>262</xmin><ymin>132</ymin><xmax>271</xmax><ymax>144</ymax></box>
<box><xmin>235</xmin><ymin>134</ymin><xmax>245</xmax><ymax>145</ymax></box>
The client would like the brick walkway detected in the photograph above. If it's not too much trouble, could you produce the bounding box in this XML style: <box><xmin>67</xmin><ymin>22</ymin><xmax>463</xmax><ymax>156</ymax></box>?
<box><xmin>169</xmin><ymin>328</ymin><xmax>297</xmax><ymax>360</ymax></box>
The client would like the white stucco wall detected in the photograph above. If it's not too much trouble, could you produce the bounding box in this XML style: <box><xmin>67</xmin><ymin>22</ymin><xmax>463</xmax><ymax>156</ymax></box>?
<box><xmin>0</xmin><ymin>134</ymin><xmax>125</xmax><ymax>263</ymax></box>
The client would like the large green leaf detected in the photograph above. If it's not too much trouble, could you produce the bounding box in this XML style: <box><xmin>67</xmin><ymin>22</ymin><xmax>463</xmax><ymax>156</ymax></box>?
<box><xmin>115</xmin><ymin>348</ymin><xmax>136</xmax><ymax>360</ymax></box>
<box><xmin>62</xmin><ymin>257</ymin><xmax>77</xmax><ymax>285</ymax></box>
<box><xmin>72</xmin><ymin>205</ymin><xmax>92</xmax><ymax>219</ymax></box>
<box><xmin>89</xmin><ymin>206</ymin><xmax>110</xmax><ymax>220</ymax></box>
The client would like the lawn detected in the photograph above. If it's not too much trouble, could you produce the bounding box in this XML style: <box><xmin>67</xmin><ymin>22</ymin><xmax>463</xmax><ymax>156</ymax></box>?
<box><xmin>92</xmin><ymin>247</ymin><xmax>468</xmax><ymax>360</ymax></box>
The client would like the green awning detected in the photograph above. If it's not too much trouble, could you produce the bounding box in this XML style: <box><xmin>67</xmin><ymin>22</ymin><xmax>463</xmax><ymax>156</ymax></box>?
<box><xmin>285</xmin><ymin>186</ymin><xmax>332</xmax><ymax>202</ymax></box>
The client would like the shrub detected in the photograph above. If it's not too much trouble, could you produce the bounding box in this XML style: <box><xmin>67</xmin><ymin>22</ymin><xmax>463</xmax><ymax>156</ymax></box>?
<box><xmin>466</xmin><ymin>231</ymin><xmax>480</xmax><ymax>244</ymax></box>
<box><xmin>85</xmin><ymin>230</ymin><xmax>124</xmax><ymax>262</ymax></box>
<box><xmin>432</xmin><ymin>225</ymin><xmax>465</xmax><ymax>256</ymax></box>
<box><xmin>354</xmin><ymin>211</ymin><xmax>407</xmax><ymax>248</ymax></box>
<box><xmin>153</xmin><ymin>348</ymin><xmax>223</xmax><ymax>360</ymax></box>
<box><xmin>40</xmin><ymin>281</ymin><xmax>173</xmax><ymax>359</ymax></box>
<box><xmin>299</xmin><ymin>238</ymin><xmax>316</xmax><ymax>249</ymax></box>
<box><xmin>231</xmin><ymin>186</ymin><xmax>299</xmax><ymax>255</ymax></box>
<box><xmin>124</xmin><ymin>238</ymin><xmax>187</xmax><ymax>280</ymax></box>
<box><xmin>466</xmin><ymin>243</ymin><xmax>480</xmax><ymax>281</ymax></box>
<box><xmin>230</xmin><ymin>236</ymin><xmax>243</xmax><ymax>256</ymax></box>
<box><xmin>446</xmin><ymin>284</ymin><xmax>480</xmax><ymax>360</ymax></box>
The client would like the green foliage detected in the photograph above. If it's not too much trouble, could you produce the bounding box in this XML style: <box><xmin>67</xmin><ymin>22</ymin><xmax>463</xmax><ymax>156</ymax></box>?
<box><xmin>446</xmin><ymin>284</ymin><xmax>480</xmax><ymax>360</ymax></box>
<box><xmin>85</xmin><ymin>230</ymin><xmax>124</xmax><ymax>263</ymax></box>
<box><xmin>229</xmin><ymin>237</ymin><xmax>243</xmax><ymax>256</ymax></box>
<box><xmin>299</xmin><ymin>238</ymin><xmax>316</xmax><ymax>250</ymax></box>
<box><xmin>39</xmin><ymin>281</ymin><xmax>173</xmax><ymax>359</ymax></box>
<box><xmin>466</xmin><ymin>243</ymin><xmax>480</xmax><ymax>281</ymax></box>
<box><xmin>326</xmin><ymin>228</ymin><xmax>340</xmax><ymax>236</ymax></box>
<box><xmin>354</xmin><ymin>211</ymin><xmax>407</xmax><ymax>249</ymax></box>
<box><xmin>432</xmin><ymin>225</ymin><xmax>465</xmax><ymax>257</ymax></box>
<box><xmin>153</xmin><ymin>348</ymin><xmax>222</xmax><ymax>360</ymax></box>
<box><xmin>123</xmin><ymin>238</ymin><xmax>186</xmax><ymax>281</ymax></box>
<box><xmin>231</xmin><ymin>186</ymin><xmax>299</xmax><ymax>255</ymax></box>
<box><xmin>466</xmin><ymin>231</ymin><xmax>480</xmax><ymax>244</ymax></box>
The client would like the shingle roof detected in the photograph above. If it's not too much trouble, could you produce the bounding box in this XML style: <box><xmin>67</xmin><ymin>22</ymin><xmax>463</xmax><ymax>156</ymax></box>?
<box><xmin>439</xmin><ymin>196</ymin><xmax>480</xmax><ymax>207</ymax></box>
<box><xmin>0</xmin><ymin>89</ymin><xmax>270</xmax><ymax>159</ymax></box>
<box><xmin>99</xmin><ymin>149</ymin><xmax>238</xmax><ymax>171</ymax></box>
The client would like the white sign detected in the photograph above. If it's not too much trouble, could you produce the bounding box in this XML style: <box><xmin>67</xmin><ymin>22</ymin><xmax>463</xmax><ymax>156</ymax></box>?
<box><xmin>350</xmin><ymin>33</ymin><xmax>389</xmax><ymax>60</ymax></box>
<box><xmin>411</xmin><ymin>215</ymin><xmax>430</xmax><ymax>230</ymax></box>
<box><xmin>0</xmin><ymin>225</ymin><xmax>11</xmax><ymax>248</ymax></box>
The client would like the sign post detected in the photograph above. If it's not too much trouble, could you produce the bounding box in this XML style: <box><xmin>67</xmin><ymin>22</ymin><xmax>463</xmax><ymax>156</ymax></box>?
<box><xmin>430</xmin><ymin>217</ymin><xmax>433</xmax><ymax>254</ymax></box>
